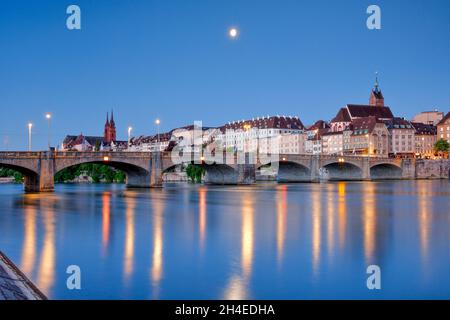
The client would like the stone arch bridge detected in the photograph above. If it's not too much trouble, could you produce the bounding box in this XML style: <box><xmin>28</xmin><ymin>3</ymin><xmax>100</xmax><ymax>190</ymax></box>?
<box><xmin>0</xmin><ymin>150</ymin><xmax>443</xmax><ymax>192</ymax></box>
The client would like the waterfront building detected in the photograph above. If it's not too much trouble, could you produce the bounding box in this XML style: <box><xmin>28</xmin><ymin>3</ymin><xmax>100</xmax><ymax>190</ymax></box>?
<box><xmin>412</xmin><ymin>110</ymin><xmax>444</xmax><ymax>126</ymax></box>
<box><xmin>322</xmin><ymin>131</ymin><xmax>344</xmax><ymax>155</ymax></box>
<box><xmin>214</xmin><ymin>116</ymin><xmax>305</xmax><ymax>154</ymax></box>
<box><xmin>343</xmin><ymin>116</ymin><xmax>389</xmax><ymax>156</ymax></box>
<box><xmin>384</xmin><ymin>117</ymin><xmax>415</xmax><ymax>157</ymax></box>
<box><xmin>279</xmin><ymin>132</ymin><xmax>307</xmax><ymax>154</ymax></box>
<box><xmin>437</xmin><ymin>112</ymin><xmax>450</xmax><ymax>144</ymax></box>
<box><xmin>62</xmin><ymin>111</ymin><xmax>127</xmax><ymax>151</ymax></box>
<box><xmin>411</xmin><ymin>122</ymin><xmax>437</xmax><ymax>158</ymax></box>
<box><xmin>330</xmin><ymin>78</ymin><xmax>394</xmax><ymax>132</ymax></box>
<box><xmin>305</xmin><ymin>120</ymin><xmax>329</xmax><ymax>155</ymax></box>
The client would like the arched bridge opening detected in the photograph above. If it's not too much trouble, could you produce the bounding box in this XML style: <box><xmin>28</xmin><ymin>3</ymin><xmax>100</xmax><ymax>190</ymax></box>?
<box><xmin>322</xmin><ymin>162</ymin><xmax>362</xmax><ymax>181</ymax></box>
<box><xmin>258</xmin><ymin>161</ymin><xmax>311</xmax><ymax>182</ymax></box>
<box><xmin>0</xmin><ymin>163</ymin><xmax>39</xmax><ymax>191</ymax></box>
<box><xmin>370</xmin><ymin>163</ymin><xmax>402</xmax><ymax>180</ymax></box>
<box><xmin>55</xmin><ymin>161</ymin><xmax>151</xmax><ymax>188</ymax></box>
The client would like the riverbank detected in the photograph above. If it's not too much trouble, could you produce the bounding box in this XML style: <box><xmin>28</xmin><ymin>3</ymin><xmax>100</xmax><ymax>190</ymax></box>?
<box><xmin>0</xmin><ymin>252</ymin><xmax>46</xmax><ymax>300</ymax></box>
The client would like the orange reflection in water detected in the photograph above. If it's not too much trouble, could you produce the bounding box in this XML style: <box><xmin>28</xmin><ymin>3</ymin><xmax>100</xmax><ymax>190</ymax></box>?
<box><xmin>199</xmin><ymin>188</ymin><xmax>207</xmax><ymax>250</ymax></box>
<box><xmin>363</xmin><ymin>183</ymin><xmax>377</xmax><ymax>264</ymax></box>
<box><xmin>124</xmin><ymin>194</ymin><xmax>136</xmax><ymax>280</ymax></box>
<box><xmin>326</xmin><ymin>184</ymin><xmax>335</xmax><ymax>258</ymax></box>
<box><xmin>311</xmin><ymin>186</ymin><xmax>322</xmax><ymax>276</ymax></box>
<box><xmin>21</xmin><ymin>206</ymin><xmax>37</xmax><ymax>276</ymax></box>
<box><xmin>151</xmin><ymin>198</ymin><xmax>164</xmax><ymax>298</ymax></box>
<box><xmin>223</xmin><ymin>195</ymin><xmax>255</xmax><ymax>300</ymax></box>
<box><xmin>337</xmin><ymin>182</ymin><xmax>347</xmax><ymax>249</ymax></box>
<box><xmin>417</xmin><ymin>182</ymin><xmax>431</xmax><ymax>263</ymax></box>
<box><xmin>102</xmin><ymin>192</ymin><xmax>111</xmax><ymax>253</ymax></box>
<box><xmin>36</xmin><ymin>200</ymin><xmax>55</xmax><ymax>295</ymax></box>
<box><xmin>276</xmin><ymin>185</ymin><xmax>288</xmax><ymax>265</ymax></box>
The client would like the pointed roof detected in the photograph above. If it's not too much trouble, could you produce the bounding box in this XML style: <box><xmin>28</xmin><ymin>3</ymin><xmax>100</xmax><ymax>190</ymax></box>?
<box><xmin>370</xmin><ymin>73</ymin><xmax>384</xmax><ymax>101</ymax></box>
<box><xmin>110</xmin><ymin>110</ymin><xmax>115</xmax><ymax>126</ymax></box>
<box><xmin>331</xmin><ymin>108</ymin><xmax>352</xmax><ymax>123</ymax></box>
<box><xmin>346</xmin><ymin>104</ymin><xmax>393</xmax><ymax>119</ymax></box>
<box><xmin>437</xmin><ymin>111</ymin><xmax>450</xmax><ymax>125</ymax></box>
<box><xmin>105</xmin><ymin>112</ymin><xmax>110</xmax><ymax>126</ymax></box>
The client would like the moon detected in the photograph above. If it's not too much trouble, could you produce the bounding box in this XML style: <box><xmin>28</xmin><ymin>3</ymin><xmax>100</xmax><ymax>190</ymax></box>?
<box><xmin>228</xmin><ymin>27</ymin><xmax>238</xmax><ymax>39</ymax></box>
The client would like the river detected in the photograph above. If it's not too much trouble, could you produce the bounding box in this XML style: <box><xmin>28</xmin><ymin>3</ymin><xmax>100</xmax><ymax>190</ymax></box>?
<box><xmin>0</xmin><ymin>180</ymin><xmax>449</xmax><ymax>299</ymax></box>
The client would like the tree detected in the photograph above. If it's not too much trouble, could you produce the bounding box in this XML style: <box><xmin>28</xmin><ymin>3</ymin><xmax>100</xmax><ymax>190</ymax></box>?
<box><xmin>434</xmin><ymin>139</ymin><xmax>449</xmax><ymax>158</ymax></box>
<box><xmin>186</xmin><ymin>164</ymin><xmax>205</xmax><ymax>183</ymax></box>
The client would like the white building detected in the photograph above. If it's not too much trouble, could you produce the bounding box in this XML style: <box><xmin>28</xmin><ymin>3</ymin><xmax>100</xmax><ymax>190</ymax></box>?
<box><xmin>322</xmin><ymin>131</ymin><xmax>344</xmax><ymax>155</ymax></box>
<box><xmin>214</xmin><ymin>116</ymin><xmax>305</xmax><ymax>154</ymax></box>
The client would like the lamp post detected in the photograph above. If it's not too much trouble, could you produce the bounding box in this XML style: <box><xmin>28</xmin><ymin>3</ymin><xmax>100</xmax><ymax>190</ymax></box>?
<box><xmin>27</xmin><ymin>123</ymin><xmax>33</xmax><ymax>151</ymax></box>
<box><xmin>45</xmin><ymin>113</ymin><xmax>52</xmax><ymax>149</ymax></box>
<box><xmin>128</xmin><ymin>126</ymin><xmax>133</xmax><ymax>149</ymax></box>
<box><xmin>155</xmin><ymin>118</ymin><xmax>160</xmax><ymax>151</ymax></box>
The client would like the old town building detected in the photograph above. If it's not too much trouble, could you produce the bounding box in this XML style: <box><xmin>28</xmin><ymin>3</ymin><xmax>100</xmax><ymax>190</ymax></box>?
<box><xmin>412</xmin><ymin>110</ymin><xmax>444</xmax><ymax>126</ymax></box>
<box><xmin>343</xmin><ymin>116</ymin><xmax>389</xmax><ymax>156</ymax></box>
<box><xmin>62</xmin><ymin>111</ymin><xmax>126</xmax><ymax>151</ymax></box>
<box><xmin>411</xmin><ymin>122</ymin><xmax>437</xmax><ymax>158</ymax></box>
<box><xmin>330</xmin><ymin>78</ymin><xmax>394</xmax><ymax>132</ymax></box>
<box><xmin>437</xmin><ymin>112</ymin><xmax>450</xmax><ymax>144</ymax></box>
<box><xmin>385</xmin><ymin>117</ymin><xmax>415</xmax><ymax>157</ymax></box>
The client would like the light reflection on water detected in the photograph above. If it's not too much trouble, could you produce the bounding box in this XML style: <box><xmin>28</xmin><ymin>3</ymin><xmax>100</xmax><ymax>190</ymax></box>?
<box><xmin>0</xmin><ymin>180</ymin><xmax>449</xmax><ymax>299</ymax></box>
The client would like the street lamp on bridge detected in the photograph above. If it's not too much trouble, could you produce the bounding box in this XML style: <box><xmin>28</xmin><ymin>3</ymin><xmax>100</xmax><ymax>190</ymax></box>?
<box><xmin>45</xmin><ymin>113</ymin><xmax>52</xmax><ymax>149</ymax></box>
<box><xmin>27</xmin><ymin>123</ymin><xmax>33</xmax><ymax>151</ymax></box>
<box><xmin>128</xmin><ymin>126</ymin><xmax>133</xmax><ymax>148</ymax></box>
<box><xmin>155</xmin><ymin>118</ymin><xmax>161</xmax><ymax>151</ymax></box>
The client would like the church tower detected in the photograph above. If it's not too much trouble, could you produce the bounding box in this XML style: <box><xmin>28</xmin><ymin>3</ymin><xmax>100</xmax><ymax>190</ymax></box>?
<box><xmin>369</xmin><ymin>73</ymin><xmax>385</xmax><ymax>107</ymax></box>
<box><xmin>104</xmin><ymin>111</ymin><xmax>117</xmax><ymax>143</ymax></box>
<box><xmin>109</xmin><ymin>110</ymin><xmax>117</xmax><ymax>142</ymax></box>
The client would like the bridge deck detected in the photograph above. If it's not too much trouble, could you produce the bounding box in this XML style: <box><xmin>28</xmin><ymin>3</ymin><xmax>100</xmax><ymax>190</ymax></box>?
<box><xmin>0</xmin><ymin>251</ymin><xmax>46</xmax><ymax>300</ymax></box>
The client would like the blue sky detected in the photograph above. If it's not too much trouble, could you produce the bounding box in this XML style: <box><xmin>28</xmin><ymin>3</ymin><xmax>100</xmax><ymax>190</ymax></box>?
<box><xmin>1</xmin><ymin>0</ymin><xmax>450</xmax><ymax>150</ymax></box>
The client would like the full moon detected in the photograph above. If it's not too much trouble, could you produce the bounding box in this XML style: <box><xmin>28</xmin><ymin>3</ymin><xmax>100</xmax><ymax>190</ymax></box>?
<box><xmin>228</xmin><ymin>27</ymin><xmax>238</xmax><ymax>39</ymax></box>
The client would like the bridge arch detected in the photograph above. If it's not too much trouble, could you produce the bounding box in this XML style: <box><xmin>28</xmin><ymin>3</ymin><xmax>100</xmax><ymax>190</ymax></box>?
<box><xmin>370</xmin><ymin>163</ymin><xmax>403</xmax><ymax>180</ymax></box>
<box><xmin>0</xmin><ymin>163</ymin><xmax>39</xmax><ymax>189</ymax></box>
<box><xmin>258</xmin><ymin>161</ymin><xmax>311</xmax><ymax>182</ymax></box>
<box><xmin>55</xmin><ymin>160</ymin><xmax>151</xmax><ymax>187</ymax></box>
<box><xmin>321</xmin><ymin>162</ymin><xmax>362</xmax><ymax>180</ymax></box>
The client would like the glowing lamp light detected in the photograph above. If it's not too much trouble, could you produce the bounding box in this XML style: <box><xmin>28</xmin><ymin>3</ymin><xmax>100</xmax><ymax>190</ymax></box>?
<box><xmin>282</xmin><ymin>157</ymin><xmax>287</xmax><ymax>161</ymax></box>
<box><xmin>45</xmin><ymin>113</ymin><xmax>52</xmax><ymax>120</ymax></box>
<box><xmin>338</xmin><ymin>157</ymin><xmax>345</xmax><ymax>163</ymax></box>
<box><xmin>103</xmin><ymin>156</ymin><xmax>110</xmax><ymax>162</ymax></box>
<box><xmin>200</xmin><ymin>156</ymin><xmax>205</xmax><ymax>162</ymax></box>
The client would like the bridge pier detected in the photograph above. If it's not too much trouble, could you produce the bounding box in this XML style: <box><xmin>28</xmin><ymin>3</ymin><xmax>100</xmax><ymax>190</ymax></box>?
<box><xmin>24</xmin><ymin>151</ymin><xmax>55</xmax><ymax>192</ymax></box>
<box><xmin>310</xmin><ymin>156</ymin><xmax>320</xmax><ymax>182</ymax></box>
<box><xmin>126</xmin><ymin>152</ymin><xmax>163</xmax><ymax>188</ymax></box>
<box><xmin>362</xmin><ymin>157</ymin><xmax>370</xmax><ymax>180</ymax></box>
<box><xmin>401</xmin><ymin>158</ymin><xmax>416</xmax><ymax>179</ymax></box>
<box><xmin>236</xmin><ymin>153</ymin><xmax>256</xmax><ymax>184</ymax></box>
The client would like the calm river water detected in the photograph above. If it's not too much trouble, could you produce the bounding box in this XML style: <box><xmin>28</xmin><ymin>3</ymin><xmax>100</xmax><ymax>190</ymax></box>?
<box><xmin>0</xmin><ymin>180</ymin><xmax>449</xmax><ymax>299</ymax></box>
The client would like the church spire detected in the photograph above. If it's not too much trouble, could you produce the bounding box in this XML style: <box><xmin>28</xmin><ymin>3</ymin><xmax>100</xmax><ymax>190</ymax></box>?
<box><xmin>105</xmin><ymin>112</ymin><xmax>110</xmax><ymax>126</ymax></box>
<box><xmin>374</xmin><ymin>71</ymin><xmax>380</xmax><ymax>93</ymax></box>
<box><xmin>110</xmin><ymin>109</ymin><xmax>115</xmax><ymax>126</ymax></box>
<box><xmin>369</xmin><ymin>72</ymin><xmax>385</xmax><ymax>107</ymax></box>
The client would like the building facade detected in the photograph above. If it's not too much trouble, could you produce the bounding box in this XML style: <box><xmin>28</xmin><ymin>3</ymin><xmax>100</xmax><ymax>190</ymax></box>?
<box><xmin>412</xmin><ymin>110</ymin><xmax>444</xmax><ymax>126</ymax></box>
<box><xmin>385</xmin><ymin>118</ymin><xmax>415</xmax><ymax>157</ymax></box>
<box><xmin>411</xmin><ymin>122</ymin><xmax>437</xmax><ymax>158</ymax></box>
<box><xmin>437</xmin><ymin>112</ymin><xmax>450</xmax><ymax>144</ymax></box>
